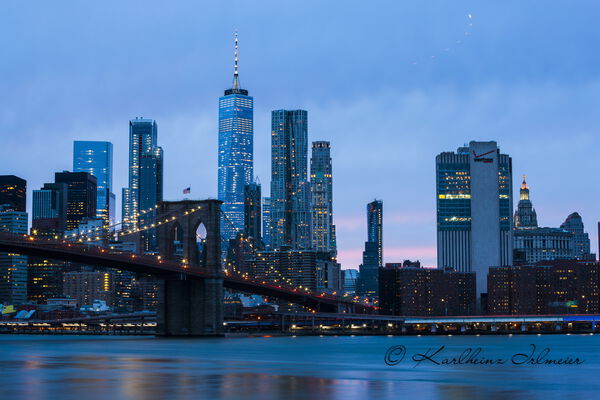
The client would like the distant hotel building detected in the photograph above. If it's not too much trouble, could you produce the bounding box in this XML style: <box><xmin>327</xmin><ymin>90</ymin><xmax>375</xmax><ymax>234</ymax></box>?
<box><xmin>218</xmin><ymin>34</ymin><xmax>254</xmax><ymax>240</ymax></box>
<box><xmin>436</xmin><ymin>141</ymin><xmax>513</xmax><ymax>300</ymax></box>
<box><xmin>310</xmin><ymin>141</ymin><xmax>337</xmax><ymax>256</ymax></box>
<box><xmin>270</xmin><ymin>109</ymin><xmax>312</xmax><ymax>250</ymax></box>
<box><xmin>122</xmin><ymin>118</ymin><xmax>163</xmax><ymax>252</ymax></box>
<box><xmin>73</xmin><ymin>141</ymin><xmax>115</xmax><ymax>227</ymax></box>
<box><xmin>379</xmin><ymin>261</ymin><xmax>476</xmax><ymax>316</ymax></box>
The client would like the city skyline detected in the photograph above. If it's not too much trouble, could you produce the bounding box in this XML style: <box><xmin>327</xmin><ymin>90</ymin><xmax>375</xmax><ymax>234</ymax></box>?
<box><xmin>1</xmin><ymin>1</ymin><xmax>599</xmax><ymax>269</ymax></box>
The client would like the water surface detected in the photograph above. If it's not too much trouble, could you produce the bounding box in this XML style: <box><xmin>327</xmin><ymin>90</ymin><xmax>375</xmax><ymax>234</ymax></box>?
<box><xmin>1</xmin><ymin>334</ymin><xmax>598</xmax><ymax>400</ymax></box>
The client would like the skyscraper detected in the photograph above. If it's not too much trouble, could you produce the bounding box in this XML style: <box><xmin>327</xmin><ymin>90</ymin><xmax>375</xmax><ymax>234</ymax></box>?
<box><xmin>270</xmin><ymin>109</ymin><xmax>312</xmax><ymax>250</ymax></box>
<box><xmin>310</xmin><ymin>141</ymin><xmax>337</xmax><ymax>256</ymax></box>
<box><xmin>512</xmin><ymin>177</ymin><xmax>575</xmax><ymax>264</ymax></box>
<box><xmin>358</xmin><ymin>200</ymin><xmax>383</xmax><ymax>296</ymax></box>
<box><xmin>55</xmin><ymin>171</ymin><xmax>97</xmax><ymax>231</ymax></box>
<box><xmin>218</xmin><ymin>33</ymin><xmax>254</xmax><ymax>240</ymax></box>
<box><xmin>0</xmin><ymin>175</ymin><xmax>26</xmax><ymax>212</ymax></box>
<box><xmin>73</xmin><ymin>141</ymin><xmax>115</xmax><ymax>227</ymax></box>
<box><xmin>243</xmin><ymin>182</ymin><xmax>261</xmax><ymax>243</ymax></box>
<box><xmin>0</xmin><ymin>206</ymin><xmax>28</xmax><ymax>304</ymax></box>
<box><xmin>32</xmin><ymin>182</ymin><xmax>68</xmax><ymax>236</ymax></box>
<box><xmin>122</xmin><ymin>118</ymin><xmax>163</xmax><ymax>252</ymax></box>
<box><xmin>367</xmin><ymin>200</ymin><xmax>383</xmax><ymax>267</ymax></box>
<box><xmin>560</xmin><ymin>212</ymin><xmax>593</xmax><ymax>260</ymax></box>
<box><xmin>436</xmin><ymin>141</ymin><xmax>513</xmax><ymax>300</ymax></box>
<box><xmin>514</xmin><ymin>176</ymin><xmax>537</xmax><ymax>228</ymax></box>
<box><xmin>262</xmin><ymin>197</ymin><xmax>272</xmax><ymax>249</ymax></box>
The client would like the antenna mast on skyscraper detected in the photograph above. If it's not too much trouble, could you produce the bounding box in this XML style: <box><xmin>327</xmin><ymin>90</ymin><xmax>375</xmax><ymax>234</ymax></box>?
<box><xmin>233</xmin><ymin>31</ymin><xmax>239</xmax><ymax>90</ymax></box>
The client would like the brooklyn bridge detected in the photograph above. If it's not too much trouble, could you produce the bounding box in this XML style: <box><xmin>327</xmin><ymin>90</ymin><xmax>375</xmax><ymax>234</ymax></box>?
<box><xmin>0</xmin><ymin>199</ymin><xmax>369</xmax><ymax>336</ymax></box>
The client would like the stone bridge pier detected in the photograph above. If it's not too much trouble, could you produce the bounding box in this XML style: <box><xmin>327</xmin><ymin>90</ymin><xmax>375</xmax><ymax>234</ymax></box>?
<box><xmin>155</xmin><ymin>200</ymin><xmax>224</xmax><ymax>336</ymax></box>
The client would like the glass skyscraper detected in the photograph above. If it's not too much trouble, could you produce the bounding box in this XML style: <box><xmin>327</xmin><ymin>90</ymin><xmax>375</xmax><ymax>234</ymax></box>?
<box><xmin>270</xmin><ymin>109</ymin><xmax>312</xmax><ymax>250</ymax></box>
<box><xmin>218</xmin><ymin>34</ymin><xmax>254</xmax><ymax>240</ymax></box>
<box><xmin>310</xmin><ymin>141</ymin><xmax>336</xmax><ymax>255</ymax></box>
<box><xmin>73</xmin><ymin>141</ymin><xmax>115</xmax><ymax>227</ymax></box>
<box><xmin>122</xmin><ymin>118</ymin><xmax>163</xmax><ymax>252</ymax></box>
<box><xmin>358</xmin><ymin>199</ymin><xmax>382</xmax><ymax>296</ymax></box>
<box><xmin>0</xmin><ymin>207</ymin><xmax>28</xmax><ymax>304</ymax></box>
<box><xmin>436</xmin><ymin>141</ymin><xmax>513</xmax><ymax>300</ymax></box>
<box><xmin>55</xmin><ymin>171</ymin><xmax>97</xmax><ymax>232</ymax></box>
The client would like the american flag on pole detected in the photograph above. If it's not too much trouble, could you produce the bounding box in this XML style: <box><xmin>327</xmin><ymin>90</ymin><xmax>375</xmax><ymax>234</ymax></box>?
<box><xmin>183</xmin><ymin>187</ymin><xmax>191</xmax><ymax>194</ymax></box>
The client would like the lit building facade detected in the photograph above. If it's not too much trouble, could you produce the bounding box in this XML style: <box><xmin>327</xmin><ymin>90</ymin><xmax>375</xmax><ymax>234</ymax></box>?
<box><xmin>262</xmin><ymin>197</ymin><xmax>272</xmax><ymax>249</ymax></box>
<box><xmin>358</xmin><ymin>200</ymin><xmax>383</xmax><ymax>297</ymax></box>
<box><xmin>0</xmin><ymin>175</ymin><xmax>26</xmax><ymax>212</ymax></box>
<box><xmin>436</xmin><ymin>141</ymin><xmax>513</xmax><ymax>299</ymax></box>
<box><xmin>62</xmin><ymin>270</ymin><xmax>115</xmax><ymax>307</ymax></box>
<box><xmin>243</xmin><ymin>182</ymin><xmax>261</xmax><ymax>243</ymax></box>
<box><xmin>73</xmin><ymin>141</ymin><xmax>115</xmax><ymax>227</ymax></box>
<box><xmin>310</xmin><ymin>141</ymin><xmax>336</xmax><ymax>255</ymax></box>
<box><xmin>32</xmin><ymin>183</ymin><xmax>68</xmax><ymax>236</ymax></box>
<box><xmin>379</xmin><ymin>262</ymin><xmax>476</xmax><ymax>316</ymax></box>
<box><xmin>54</xmin><ymin>171</ymin><xmax>97</xmax><ymax>232</ymax></box>
<box><xmin>218</xmin><ymin>34</ymin><xmax>254</xmax><ymax>240</ymax></box>
<box><xmin>512</xmin><ymin>177</ymin><xmax>577</xmax><ymax>264</ymax></box>
<box><xmin>0</xmin><ymin>208</ymin><xmax>28</xmax><ymax>304</ymax></box>
<box><xmin>488</xmin><ymin>261</ymin><xmax>600</xmax><ymax>315</ymax></box>
<box><xmin>270</xmin><ymin>109</ymin><xmax>312</xmax><ymax>250</ymax></box>
<box><xmin>122</xmin><ymin>118</ymin><xmax>163</xmax><ymax>252</ymax></box>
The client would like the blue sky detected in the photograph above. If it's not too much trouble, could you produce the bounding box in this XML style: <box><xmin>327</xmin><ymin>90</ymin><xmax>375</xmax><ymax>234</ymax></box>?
<box><xmin>1</xmin><ymin>1</ymin><xmax>599</xmax><ymax>268</ymax></box>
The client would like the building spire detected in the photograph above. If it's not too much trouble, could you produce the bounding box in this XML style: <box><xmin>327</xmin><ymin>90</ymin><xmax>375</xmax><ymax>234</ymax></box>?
<box><xmin>233</xmin><ymin>31</ymin><xmax>239</xmax><ymax>90</ymax></box>
<box><xmin>521</xmin><ymin>174</ymin><xmax>527</xmax><ymax>190</ymax></box>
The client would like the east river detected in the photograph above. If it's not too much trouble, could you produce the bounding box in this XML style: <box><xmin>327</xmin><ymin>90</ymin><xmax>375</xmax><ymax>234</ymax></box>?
<box><xmin>1</xmin><ymin>334</ymin><xmax>599</xmax><ymax>399</ymax></box>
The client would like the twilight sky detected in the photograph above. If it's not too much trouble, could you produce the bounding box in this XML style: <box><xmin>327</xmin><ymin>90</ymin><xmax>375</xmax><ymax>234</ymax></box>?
<box><xmin>1</xmin><ymin>1</ymin><xmax>599</xmax><ymax>269</ymax></box>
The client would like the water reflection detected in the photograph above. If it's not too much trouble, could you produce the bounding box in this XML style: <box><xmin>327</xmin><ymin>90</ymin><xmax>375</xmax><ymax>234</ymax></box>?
<box><xmin>0</xmin><ymin>335</ymin><xmax>598</xmax><ymax>400</ymax></box>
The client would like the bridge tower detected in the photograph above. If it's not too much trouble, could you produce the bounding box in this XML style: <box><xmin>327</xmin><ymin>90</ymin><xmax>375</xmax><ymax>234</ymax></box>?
<box><xmin>155</xmin><ymin>199</ymin><xmax>224</xmax><ymax>336</ymax></box>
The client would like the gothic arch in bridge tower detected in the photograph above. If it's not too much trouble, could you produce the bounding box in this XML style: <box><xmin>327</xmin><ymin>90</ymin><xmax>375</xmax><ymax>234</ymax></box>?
<box><xmin>155</xmin><ymin>199</ymin><xmax>224</xmax><ymax>336</ymax></box>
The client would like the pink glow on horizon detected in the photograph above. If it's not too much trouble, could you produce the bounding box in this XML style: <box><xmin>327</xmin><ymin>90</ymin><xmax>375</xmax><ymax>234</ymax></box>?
<box><xmin>337</xmin><ymin>245</ymin><xmax>437</xmax><ymax>270</ymax></box>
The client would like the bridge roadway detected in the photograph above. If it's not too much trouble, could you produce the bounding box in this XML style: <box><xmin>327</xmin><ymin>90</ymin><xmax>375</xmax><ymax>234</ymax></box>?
<box><xmin>0</xmin><ymin>233</ymin><xmax>366</xmax><ymax>313</ymax></box>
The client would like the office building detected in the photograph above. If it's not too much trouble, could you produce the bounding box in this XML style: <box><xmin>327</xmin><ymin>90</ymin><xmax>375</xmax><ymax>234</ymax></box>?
<box><xmin>560</xmin><ymin>212</ymin><xmax>594</xmax><ymax>260</ymax></box>
<box><xmin>122</xmin><ymin>118</ymin><xmax>163</xmax><ymax>252</ymax></box>
<box><xmin>32</xmin><ymin>182</ymin><xmax>68</xmax><ymax>236</ymax></box>
<box><xmin>358</xmin><ymin>200</ymin><xmax>383</xmax><ymax>296</ymax></box>
<box><xmin>244</xmin><ymin>182</ymin><xmax>261</xmax><ymax>242</ymax></box>
<box><xmin>73</xmin><ymin>141</ymin><xmax>115</xmax><ymax>227</ymax></box>
<box><xmin>262</xmin><ymin>197</ymin><xmax>272</xmax><ymax>249</ymax></box>
<box><xmin>436</xmin><ymin>141</ymin><xmax>513</xmax><ymax>300</ymax></box>
<box><xmin>343</xmin><ymin>269</ymin><xmax>359</xmax><ymax>295</ymax></box>
<box><xmin>310</xmin><ymin>141</ymin><xmax>337</xmax><ymax>256</ymax></box>
<box><xmin>270</xmin><ymin>109</ymin><xmax>312</xmax><ymax>250</ymax></box>
<box><xmin>55</xmin><ymin>171</ymin><xmax>97</xmax><ymax>231</ymax></box>
<box><xmin>512</xmin><ymin>177</ymin><xmax>576</xmax><ymax>264</ymax></box>
<box><xmin>0</xmin><ymin>175</ymin><xmax>26</xmax><ymax>212</ymax></box>
<box><xmin>218</xmin><ymin>33</ymin><xmax>254</xmax><ymax>240</ymax></box>
<box><xmin>0</xmin><ymin>207</ymin><xmax>28</xmax><ymax>304</ymax></box>
<box><xmin>253</xmin><ymin>250</ymin><xmax>340</xmax><ymax>292</ymax></box>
